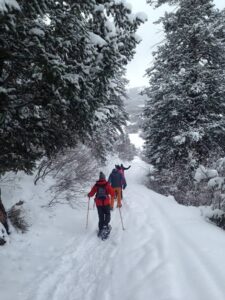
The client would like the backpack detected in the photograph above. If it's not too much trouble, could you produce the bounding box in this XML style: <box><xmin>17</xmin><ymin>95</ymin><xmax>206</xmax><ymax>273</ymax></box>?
<box><xmin>96</xmin><ymin>184</ymin><xmax>107</xmax><ymax>200</ymax></box>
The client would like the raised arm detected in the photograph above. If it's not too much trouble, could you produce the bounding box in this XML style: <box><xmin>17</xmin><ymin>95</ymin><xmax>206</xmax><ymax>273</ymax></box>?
<box><xmin>121</xmin><ymin>164</ymin><xmax>131</xmax><ymax>170</ymax></box>
<box><xmin>123</xmin><ymin>165</ymin><xmax>131</xmax><ymax>170</ymax></box>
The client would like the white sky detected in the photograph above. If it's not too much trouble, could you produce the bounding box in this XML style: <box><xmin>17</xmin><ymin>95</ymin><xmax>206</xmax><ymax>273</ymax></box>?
<box><xmin>126</xmin><ymin>0</ymin><xmax>225</xmax><ymax>88</ymax></box>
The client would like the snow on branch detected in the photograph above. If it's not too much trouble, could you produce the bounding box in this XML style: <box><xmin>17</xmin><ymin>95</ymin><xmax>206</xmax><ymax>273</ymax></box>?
<box><xmin>0</xmin><ymin>0</ymin><xmax>20</xmax><ymax>14</ymax></box>
<box><xmin>194</xmin><ymin>165</ymin><xmax>218</xmax><ymax>183</ymax></box>
<box><xmin>88</xmin><ymin>32</ymin><xmax>107</xmax><ymax>47</ymax></box>
<box><xmin>135</xmin><ymin>12</ymin><xmax>148</xmax><ymax>23</ymax></box>
<box><xmin>114</xmin><ymin>0</ymin><xmax>132</xmax><ymax>11</ymax></box>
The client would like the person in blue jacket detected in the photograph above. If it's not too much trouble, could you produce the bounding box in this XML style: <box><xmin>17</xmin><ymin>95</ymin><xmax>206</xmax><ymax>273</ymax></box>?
<box><xmin>108</xmin><ymin>168</ymin><xmax>126</xmax><ymax>210</ymax></box>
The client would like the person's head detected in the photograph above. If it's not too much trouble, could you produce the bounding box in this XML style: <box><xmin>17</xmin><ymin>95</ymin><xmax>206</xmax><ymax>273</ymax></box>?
<box><xmin>99</xmin><ymin>171</ymin><xmax>106</xmax><ymax>180</ymax></box>
<box><xmin>115</xmin><ymin>165</ymin><xmax>121</xmax><ymax>170</ymax></box>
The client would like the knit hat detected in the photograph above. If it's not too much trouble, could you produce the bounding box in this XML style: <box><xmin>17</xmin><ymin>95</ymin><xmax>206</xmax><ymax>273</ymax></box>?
<box><xmin>99</xmin><ymin>172</ymin><xmax>106</xmax><ymax>180</ymax></box>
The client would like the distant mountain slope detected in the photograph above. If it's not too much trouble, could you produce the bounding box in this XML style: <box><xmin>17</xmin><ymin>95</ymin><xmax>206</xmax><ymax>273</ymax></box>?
<box><xmin>125</xmin><ymin>86</ymin><xmax>147</xmax><ymax>115</ymax></box>
<box><xmin>125</xmin><ymin>87</ymin><xmax>147</xmax><ymax>132</ymax></box>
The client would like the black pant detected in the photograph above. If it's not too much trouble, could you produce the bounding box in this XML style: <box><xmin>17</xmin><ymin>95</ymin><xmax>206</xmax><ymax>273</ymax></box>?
<box><xmin>97</xmin><ymin>205</ymin><xmax>111</xmax><ymax>230</ymax></box>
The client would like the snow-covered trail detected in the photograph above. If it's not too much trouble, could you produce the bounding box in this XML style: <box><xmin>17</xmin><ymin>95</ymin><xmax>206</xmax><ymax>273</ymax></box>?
<box><xmin>23</xmin><ymin>157</ymin><xmax>225</xmax><ymax>300</ymax></box>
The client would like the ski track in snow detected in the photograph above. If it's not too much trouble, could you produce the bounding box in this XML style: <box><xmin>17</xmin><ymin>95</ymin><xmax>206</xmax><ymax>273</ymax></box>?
<box><xmin>20</xmin><ymin>158</ymin><xmax>225</xmax><ymax>300</ymax></box>
<box><xmin>147</xmin><ymin>195</ymin><xmax>225</xmax><ymax>300</ymax></box>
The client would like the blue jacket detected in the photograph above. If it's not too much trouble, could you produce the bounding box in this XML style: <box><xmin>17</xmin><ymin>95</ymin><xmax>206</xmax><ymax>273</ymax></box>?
<box><xmin>108</xmin><ymin>169</ymin><xmax>126</xmax><ymax>188</ymax></box>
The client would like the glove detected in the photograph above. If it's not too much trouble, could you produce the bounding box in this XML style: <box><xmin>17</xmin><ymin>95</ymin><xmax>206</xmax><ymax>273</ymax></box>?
<box><xmin>123</xmin><ymin>184</ymin><xmax>127</xmax><ymax>190</ymax></box>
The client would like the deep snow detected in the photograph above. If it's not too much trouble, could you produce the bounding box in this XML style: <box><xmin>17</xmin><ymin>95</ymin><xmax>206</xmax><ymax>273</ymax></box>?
<box><xmin>1</xmin><ymin>157</ymin><xmax>225</xmax><ymax>300</ymax></box>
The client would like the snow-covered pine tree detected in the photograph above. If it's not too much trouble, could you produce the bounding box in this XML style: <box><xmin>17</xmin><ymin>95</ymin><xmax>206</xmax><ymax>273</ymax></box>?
<box><xmin>0</xmin><ymin>0</ymin><xmax>146</xmax><ymax>175</ymax></box>
<box><xmin>87</xmin><ymin>0</ymin><xmax>147</xmax><ymax>157</ymax></box>
<box><xmin>0</xmin><ymin>1</ymin><xmax>96</xmax><ymax>174</ymax></box>
<box><xmin>0</xmin><ymin>0</ymin><xmax>52</xmax><ymax>174</ymax></box>
<box><xmin>143</xmin><ymin>0</ymin><xmax>225</xmax><ymax>201</ymax></box>
<box><xmin>37</xmin><ymin>1</ymin><xmax>95</xmax><ymax>145</ymax></box>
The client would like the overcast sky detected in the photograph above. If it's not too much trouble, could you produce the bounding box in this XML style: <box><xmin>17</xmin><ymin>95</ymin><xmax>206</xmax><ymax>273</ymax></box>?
<box><xmin>126</xmin><ymin>0</ymin><xmax>225</xmax><ymax>88</ymax></box>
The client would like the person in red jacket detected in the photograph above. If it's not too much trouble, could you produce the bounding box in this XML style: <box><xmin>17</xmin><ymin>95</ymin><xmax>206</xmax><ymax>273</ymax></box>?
<box><xmin>88</xmin><ymin>172</ymin><xmax>114</xmax><ymax>235</ymax></box>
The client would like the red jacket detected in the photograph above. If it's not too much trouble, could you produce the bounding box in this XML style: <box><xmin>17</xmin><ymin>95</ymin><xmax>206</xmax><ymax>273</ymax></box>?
<box><xmin>88</xmin><ymin>179</ymin><xmax>114</xmax><ymax>206</ymax></box>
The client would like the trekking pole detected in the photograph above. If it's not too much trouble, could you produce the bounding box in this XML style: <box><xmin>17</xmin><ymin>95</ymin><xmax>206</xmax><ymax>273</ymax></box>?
<box><xmin>119</xmin><ymin>207</ymin><xmax>125</xmax><ymax>230</ymax></box>
<box><xmin>93</xmin><ymin>201</ymin><xmax>96</xmax><ymax>210</ymax></box>
<box><xmin>86</xmin><ymin>197</ymin><xmax>90</xmax><ymax>229</ymax></box>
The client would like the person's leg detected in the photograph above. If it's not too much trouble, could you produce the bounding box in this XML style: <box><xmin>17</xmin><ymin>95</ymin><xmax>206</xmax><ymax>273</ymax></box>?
<box><xmin>110</xmin><ymin>189</ymin><xmax>115</xmax><ymax>209</ymax></box>
<box><xmin>114</xmin><ymin>188</ymin><xmax>119</xmax><ymax>202</ymax></box>
<box><xmin>103</xmin><ymin>205</ymin><xmax>111</xmax><ymax>228</ymax></box>
<box><xmin>116</xmin><ymin>187</ymin><xmax>122</xmax><ymax>207</ymax></box>
<box><xmin>97</xmin><ymin>206</ymin><xmax>104</xmax><ymax>230</ymax></box>
<box><xmin>113</xmin><ymin>188</ymin><xmax>117</xmax><ymax>206</ymax></box>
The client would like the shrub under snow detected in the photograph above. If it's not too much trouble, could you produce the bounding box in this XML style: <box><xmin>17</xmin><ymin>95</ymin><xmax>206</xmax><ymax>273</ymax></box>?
<box><xmin>195</xmin><ymin>159</ymin><xmax>225</xmax><ymax>230</ymax></box>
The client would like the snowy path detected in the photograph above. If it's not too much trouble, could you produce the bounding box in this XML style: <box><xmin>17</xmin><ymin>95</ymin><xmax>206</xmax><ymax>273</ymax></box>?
<box><xmin>2</xmin><ymin>157</ymin><xmax>225</xmax><ymax>300</ymax></box>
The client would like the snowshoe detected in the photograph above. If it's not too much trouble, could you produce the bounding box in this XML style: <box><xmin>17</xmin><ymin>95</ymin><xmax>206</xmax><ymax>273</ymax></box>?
<box><xmin>99</xmin><ymin>225</ymin><xmax>112</xmax><ymax>241</ymax></box>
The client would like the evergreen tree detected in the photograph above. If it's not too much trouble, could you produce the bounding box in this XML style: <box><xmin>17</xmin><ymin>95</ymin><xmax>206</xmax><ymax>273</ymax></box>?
<box><xmin>144</xmin><ymin>0</ymin><xmax>225</xmax><ymax>199</ymax></box>
<box><xmin>87</xmin><ymin>1</ymin><xmax>146</xmax><ymax>156</ymax></box>
<box><xmin>0</xmin><ymin>0</ymin><xmax>52</xmax><ymax>173</ymax></box>
<box><xmin>0</xmin><ymin>0</ymin><xmax>146</xmax><ymax>175</ymax></box>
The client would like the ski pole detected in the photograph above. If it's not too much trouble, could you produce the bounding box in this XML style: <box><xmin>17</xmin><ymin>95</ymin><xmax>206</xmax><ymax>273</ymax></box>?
<box><xmin>93</xmin><ymin>201</ymin><xmax>96</xmax><ymax>210</ymax></box>
<box><xmin>86</xmin><ymin>197</ymin><xmax>90</xmax><ymax>229</ymax></box>
<box><xmin>119</xmin><ymin>207</ymin><xmax>125</xmax><ymax>230</ymax></box>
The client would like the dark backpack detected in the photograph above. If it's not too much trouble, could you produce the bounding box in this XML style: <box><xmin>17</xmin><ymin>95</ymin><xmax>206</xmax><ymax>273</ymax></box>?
<box><xmin>96</xmin><ymin>184</ymin><xmax>107</xmax><ymax>200</ymax></box>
